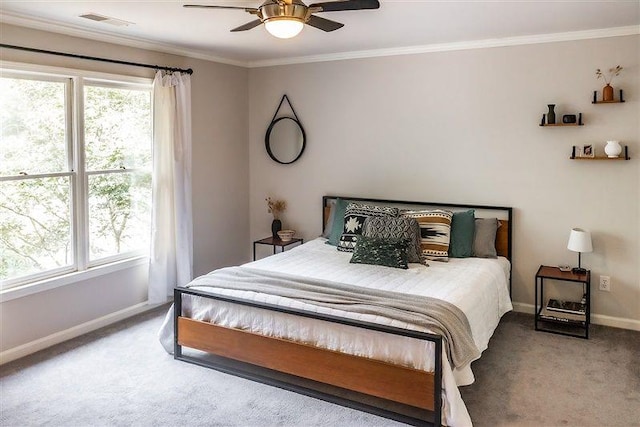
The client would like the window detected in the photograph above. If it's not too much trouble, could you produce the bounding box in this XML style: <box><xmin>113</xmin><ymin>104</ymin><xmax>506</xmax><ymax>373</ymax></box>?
<box><xmin>84</xmin><ymin>83</ymin><xmax>152</xmax><ymax>262</ymax></box>
<box><xmin>1</xmin><ymin>68</ymin><xmax>152</xmax><ymax>290</ymax></box>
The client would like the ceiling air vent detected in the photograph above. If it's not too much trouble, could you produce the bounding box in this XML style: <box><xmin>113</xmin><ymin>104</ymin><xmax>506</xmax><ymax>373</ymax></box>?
<box><xmin>79</xmin><ymin>13</ymin><xmax>132</xmax><ymax>27</ymax></box>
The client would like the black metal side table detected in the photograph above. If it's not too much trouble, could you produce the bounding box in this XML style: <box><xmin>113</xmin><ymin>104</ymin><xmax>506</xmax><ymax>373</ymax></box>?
<box><xmin>535</xmin><ymin>265</ymin><xmax>591</xmax><ymax>339</ymax></box>
<box><xmin>253</xmin><ymin>236</ymin><xmax>303</xmax><ymax>261</ymax></box>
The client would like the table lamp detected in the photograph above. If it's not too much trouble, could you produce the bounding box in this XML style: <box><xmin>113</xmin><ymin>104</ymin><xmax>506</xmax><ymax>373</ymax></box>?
<box><xmin>567</xmin><ymin>228</ymin><xmax>592</xmax><ymax>274</ymax></box>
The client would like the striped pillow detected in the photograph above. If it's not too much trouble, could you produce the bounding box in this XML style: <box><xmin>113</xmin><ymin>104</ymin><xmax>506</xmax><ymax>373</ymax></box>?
<box><xmin>402</xmin><ymin>209</ymin><xmax>453</xmax><ymax>262</ymax></box>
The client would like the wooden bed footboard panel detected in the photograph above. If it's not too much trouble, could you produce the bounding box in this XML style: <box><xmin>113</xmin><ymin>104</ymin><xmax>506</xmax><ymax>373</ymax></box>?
<box><xmin>178</xmin><ymin>317</ymin><xmax>435</xmax><ymax>411</ymax></box>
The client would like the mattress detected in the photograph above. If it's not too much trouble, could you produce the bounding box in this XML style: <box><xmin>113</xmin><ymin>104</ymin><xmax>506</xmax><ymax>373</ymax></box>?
<box><xmin>159</xmin><ymin>238</ymin><xmax>512</xmax><ymax>426</ymax></box>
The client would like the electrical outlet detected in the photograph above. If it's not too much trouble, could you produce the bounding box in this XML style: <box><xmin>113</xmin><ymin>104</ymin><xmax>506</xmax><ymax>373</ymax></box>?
<box><xmin>599</xmin><ymin>275</ymin><xmax>611</xmax><ymax>292</ymax></box>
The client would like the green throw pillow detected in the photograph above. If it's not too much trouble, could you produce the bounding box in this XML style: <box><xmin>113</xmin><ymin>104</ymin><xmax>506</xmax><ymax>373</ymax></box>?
<box><xmin>326</xmin><ymin>198</ymin><xmax>349</xmax><ymax>246</ymax></box>
<box><xmin>449</xmin><ymin>209</ymin><xmax>475</xmax><ymax>258</ymax></box>
<box><xmin>349</xmin><ymin>235</ymin><xmax>409</xmax><ymax>269</ymax></box>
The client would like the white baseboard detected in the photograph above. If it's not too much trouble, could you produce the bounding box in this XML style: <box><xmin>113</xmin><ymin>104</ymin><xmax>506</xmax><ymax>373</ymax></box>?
<box><xmin>0</xmin><ymin>301</ymin><xmax>165</xmax><ymax>365</ymax></box>
<box><xmin>512</xmin><ymin>302</ymin><xmax>640</xmax><ymax>331</ymax></box>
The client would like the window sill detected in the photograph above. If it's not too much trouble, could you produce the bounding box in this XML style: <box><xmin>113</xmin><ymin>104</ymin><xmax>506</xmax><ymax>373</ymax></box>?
<box><xmin>0</xmin><ymin>257</ymin><xmax>149</xmax><ymax>303</ymax></box>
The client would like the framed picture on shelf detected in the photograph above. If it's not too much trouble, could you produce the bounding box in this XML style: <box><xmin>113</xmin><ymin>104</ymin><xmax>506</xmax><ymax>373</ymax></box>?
<box><xmin>582</xmin><ymin>144</ymin><xmax>595</xmax><ymax>158</ymax></box>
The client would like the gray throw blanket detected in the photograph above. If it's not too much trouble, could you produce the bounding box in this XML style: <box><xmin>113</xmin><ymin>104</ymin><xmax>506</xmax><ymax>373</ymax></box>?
<box><xmin>186</xmin><ymin>266</ymin><xmax>480</xmax><ymax>369</ymax></box>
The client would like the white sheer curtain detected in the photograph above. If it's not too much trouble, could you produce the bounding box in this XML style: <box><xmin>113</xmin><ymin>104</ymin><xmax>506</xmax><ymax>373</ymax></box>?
<box><xmin>148</xmin><ymin>71</ymin><xmax>193</xmax><ymax>303</ymax></box>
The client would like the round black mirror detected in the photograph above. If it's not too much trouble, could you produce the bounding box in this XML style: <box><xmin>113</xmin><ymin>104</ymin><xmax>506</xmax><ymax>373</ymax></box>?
<box><xmin>265</xmin><ymin>117</ymin><xmax>306</xmax><ymax>165</ymax></box>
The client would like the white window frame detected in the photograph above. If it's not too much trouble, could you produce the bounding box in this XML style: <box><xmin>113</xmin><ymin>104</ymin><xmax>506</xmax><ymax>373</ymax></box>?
<box><xmin>81</xmin><ymin>77</ymin><xmax>152</xmax><ymax>269</ymax></box>
<box><xmin>0</xmin><ymin>61</ymin><xmax>153</xmax><ymax>295</ymax></box>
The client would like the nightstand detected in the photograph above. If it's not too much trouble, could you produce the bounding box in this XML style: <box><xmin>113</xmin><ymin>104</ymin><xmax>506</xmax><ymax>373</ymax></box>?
<box><xmin>253</xmin><ymin>236</ymin><xmax>303</xmax><ymax>261</ymax></box>
<box><xmin>535</xmin><ymin>265</ymin><xmax>590</xmax><ymax>339</ymax></box>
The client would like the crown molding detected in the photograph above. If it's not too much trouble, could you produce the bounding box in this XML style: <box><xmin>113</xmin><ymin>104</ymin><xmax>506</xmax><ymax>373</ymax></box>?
<box><xmin>0</xmin><ymin>11</ymin><xmax>249</xmax><ymax>68</ymax></box>
<box><xmin>248</xmin><ymin>25</ymin><xmax>640</xmax><ymax>68</ymax></box>
<box><xmin>2</xmin><ymin>10</ymin><xmax>637</xmax><ymax>70</ymax></box>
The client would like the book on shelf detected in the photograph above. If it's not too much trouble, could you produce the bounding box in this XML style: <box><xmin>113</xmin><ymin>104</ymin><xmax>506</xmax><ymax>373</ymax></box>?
<box><xmin>539</xmin><ymin>307</ymin><xmax>586</xmax><ymax>325</ymax></box>
<box><xmin>546</xmin><ymin>299</ymin><xmax>586</xmax><ymax>315</ymax></box>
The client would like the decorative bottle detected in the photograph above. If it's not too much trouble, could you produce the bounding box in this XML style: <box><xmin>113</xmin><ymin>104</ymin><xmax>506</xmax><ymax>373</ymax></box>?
<box><xmin>603</xmin><ymin>84</ymin><xmax>614</xmax><ymax>102</ymax></box>
<box><xmin>547</xmin><ymin>104</ymin><xmax>556</xmax><ymax>124</ymax></box>
<box><xmin>272</xmin><ymin>219</ymin><xmax>282</xmax><ymax>238</ymax></box>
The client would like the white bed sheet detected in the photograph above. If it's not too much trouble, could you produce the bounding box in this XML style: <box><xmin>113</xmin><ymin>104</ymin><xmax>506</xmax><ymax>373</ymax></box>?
<box><xmin>159</xmin><ymin>238</ymin><xmax>512</xmax><ymax>426</ymax></box>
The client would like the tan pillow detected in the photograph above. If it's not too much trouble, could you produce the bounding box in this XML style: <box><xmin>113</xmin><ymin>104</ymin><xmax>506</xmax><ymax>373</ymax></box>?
<box><xmin>402</xmin><ymin>209</ymin><xmax>453</xmax><ymax>262</ymax></box>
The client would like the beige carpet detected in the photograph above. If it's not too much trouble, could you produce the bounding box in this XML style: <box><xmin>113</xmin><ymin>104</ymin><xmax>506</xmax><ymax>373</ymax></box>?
<box><xmin>460</xmin><ymin>312</ymin><xmax>640</xmax><ymax>426</ymax></box>
<box><xmin>1</xmin><ymin>307</ymin><xmax>638</xmax><ymax>426</ymax></box>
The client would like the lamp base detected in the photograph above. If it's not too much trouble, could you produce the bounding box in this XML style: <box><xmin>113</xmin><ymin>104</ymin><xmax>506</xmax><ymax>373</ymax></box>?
<box><xmin>572</xmin><ymin>267</ymin><xmax>587</xmax><ymax>274</ymax></box>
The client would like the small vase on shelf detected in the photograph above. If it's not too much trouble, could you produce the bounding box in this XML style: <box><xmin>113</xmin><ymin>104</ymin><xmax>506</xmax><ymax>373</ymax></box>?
<box><xmin>604</xmin><ymin>140</ymin><xmax>622</xmax><ymax>158</ymax></box>
<box><xmin>547</xmin><ymin>104</ymin><xmax>556</xmax><ymax>124</ymax></box>
<box><xmin>603</xmin><ymin>84</ymin><xmax>614</xmax><ymax>102</ymax></box>
<box><xmin>271</xmin><ymin>219</ymin><xmax>282</xmax><ymax>239</ymax></box>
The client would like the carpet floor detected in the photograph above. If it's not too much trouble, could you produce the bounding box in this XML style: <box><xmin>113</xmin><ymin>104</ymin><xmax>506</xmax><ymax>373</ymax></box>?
<box><xmin>1</xmin><ymin>306</ymin><xmax>638</xmax><ymax>427</ymax></box>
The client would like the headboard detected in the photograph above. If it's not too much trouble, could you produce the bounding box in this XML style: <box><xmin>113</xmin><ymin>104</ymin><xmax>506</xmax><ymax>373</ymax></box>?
<box><xmin>322</xmin><ymin>195</ymin><xmax>513</xmax><ymax>263</ymax></box>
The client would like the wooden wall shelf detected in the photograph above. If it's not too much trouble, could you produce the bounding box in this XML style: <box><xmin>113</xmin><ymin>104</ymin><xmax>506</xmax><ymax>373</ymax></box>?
<box><xmin>592</xmin><ymin>89</ymin><xmax>625</xmax><ymax>104</ymax></box>
<box><xmin>570</xmin><ymin>145</ymin><xmax>630</xmax><ymax>160</ymax></box>
<box><xmin>571</xmin><ymin>156</ymin><xmax>630</xmax><ymax>161</ymax></box>
<box><xmin>539</xmin><ymin>112</ymin><xmax>583</xmax><ymax>126</ymax></box>
<box><xmin>540</xmin><ymin>123</ymin><xmax>583</xmax><ymax>127</ymax></box>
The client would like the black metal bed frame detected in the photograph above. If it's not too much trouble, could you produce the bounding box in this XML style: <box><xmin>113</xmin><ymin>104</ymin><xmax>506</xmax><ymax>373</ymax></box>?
<box><xmin>174</xmin><ymin>287</ymin><xmax>443</xmax><ymax>426</ymax></box>
<box><xmin>174</xmin><ymin>195</ymin><xmax>514</xmax><ymax>427</ymax></box>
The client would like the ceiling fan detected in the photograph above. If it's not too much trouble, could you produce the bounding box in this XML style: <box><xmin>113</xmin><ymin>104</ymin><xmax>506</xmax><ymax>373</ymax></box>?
<box><xmin>183</xmin><ymin>0</ymin><xmax>380</xmax><ymax>39</ymax></box>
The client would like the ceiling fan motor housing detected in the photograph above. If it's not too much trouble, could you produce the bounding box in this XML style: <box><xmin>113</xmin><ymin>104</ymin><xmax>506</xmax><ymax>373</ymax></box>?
<box><xmin>260</xmin><ymin>1</ymin><xmax>310</xmax><ymax>24</ymax></box>
<box><xmin>183</xmin><ymin>0</ymin><xmax>380</xmax><ymax>34</ymax></box>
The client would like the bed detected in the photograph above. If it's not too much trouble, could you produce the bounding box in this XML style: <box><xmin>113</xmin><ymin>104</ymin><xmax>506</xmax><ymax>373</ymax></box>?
<box><xmin>159</xmin><ymin>196</ymin><xmax>513</xmax><ymax>426</ymax></box>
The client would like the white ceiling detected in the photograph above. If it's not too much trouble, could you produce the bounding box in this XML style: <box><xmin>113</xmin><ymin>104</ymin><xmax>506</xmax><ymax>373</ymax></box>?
<box><xmin>1</xmin><ymin>1</ymin><xmax>639</xmax><ymax>67</ymax></box>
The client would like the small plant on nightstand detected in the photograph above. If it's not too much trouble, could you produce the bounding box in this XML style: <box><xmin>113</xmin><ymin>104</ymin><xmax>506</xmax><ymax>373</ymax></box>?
<box><xmin>266</xmin><ymin>197</ymin><xmax>287</xmax><ymax>238</ymax></box>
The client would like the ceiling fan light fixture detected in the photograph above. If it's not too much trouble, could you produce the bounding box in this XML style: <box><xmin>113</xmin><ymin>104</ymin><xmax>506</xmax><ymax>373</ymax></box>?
<box><xmin>264</xmin><ymin>17</ymin><xmax>304</xmax><ymax>39</ymax></box>
<box><xmin>184</xmin><ymin>0</ymin><xmax>380</xmax><ymax>36</ymax></box>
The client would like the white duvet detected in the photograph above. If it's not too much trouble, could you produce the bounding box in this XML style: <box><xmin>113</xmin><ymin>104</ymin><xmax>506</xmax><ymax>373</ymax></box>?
<box><xmin>159</xmin><ymin>238</ymin><xmax>512</xmax><ymax>426</ymax></box>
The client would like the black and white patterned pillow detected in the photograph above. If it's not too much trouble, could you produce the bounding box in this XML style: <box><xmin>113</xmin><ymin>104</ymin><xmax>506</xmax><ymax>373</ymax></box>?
<box><xmin>337</xmin><ymin>203</ymin><xmax>399</xmax><ymax>252</ymax></box>
<box><xmin>349</xmin><ymin>235</ymin><xmax>409</xmax><ymax>269</ymax></box>
<box><xmin>362</xmin><ymin>216</ymin><xmax>424</xmax><ymax>264</ymax></box>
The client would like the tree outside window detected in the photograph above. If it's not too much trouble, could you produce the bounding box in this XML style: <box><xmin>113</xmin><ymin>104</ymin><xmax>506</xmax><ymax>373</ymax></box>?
<box><xmin>0</xmin><ymin>72</ymin><xmax>152</xmax><ymax>288</ymax></box>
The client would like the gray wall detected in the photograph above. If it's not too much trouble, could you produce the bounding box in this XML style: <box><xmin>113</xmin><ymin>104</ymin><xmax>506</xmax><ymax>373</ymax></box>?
<box><xmin>248</xmin><ymin>35</ymin><xmax>640</xmax><ymax>325</ymax></box>
<box><xmin>1</xmin><ymin>25</ymin><xmax>637</xmax><ymax>358</ymax></box>
<box><xmin>0</xmin><ymin>24</ymin><xmax>250</xmax><ymax>353</ymax></box>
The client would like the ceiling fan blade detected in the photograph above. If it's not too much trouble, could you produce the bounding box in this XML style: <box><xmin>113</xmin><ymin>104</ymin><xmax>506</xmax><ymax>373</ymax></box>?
<box><xmin>230</xmin><ymin>19</ymin><xmax>263</xmax><ymax>32</ymax></box>
<box><xmin>183</xmin><ymin>4</ymin><xmax>258</xmax><ymax>11</ymax></box>
<box><xmin>306</xmin><ymin>15</ymin><xmax>344</xmax><ymax>32</ymax></box>
<box><xmin>308</xmin><ymin>0</ymin><xmax>379</xmax><ymax>12</ymax></box>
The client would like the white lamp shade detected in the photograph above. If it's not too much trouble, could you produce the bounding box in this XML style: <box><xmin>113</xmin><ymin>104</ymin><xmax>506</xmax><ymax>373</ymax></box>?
<box><xmin>265</xmin><ymin>19</ymin><xmax>304</xmax><ymax>39</ymax></box>
<box><xmin>567</xmin><ymin>228</ymin><xmax>593</xmax><ymax>253</ymax></box>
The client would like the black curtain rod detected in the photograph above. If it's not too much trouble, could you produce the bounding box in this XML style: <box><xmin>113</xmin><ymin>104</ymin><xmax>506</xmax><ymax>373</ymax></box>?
<box><xmin>0</xmin><ymin>43</ymin><xmax>193</xmax><ymax>75</ymax></box>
